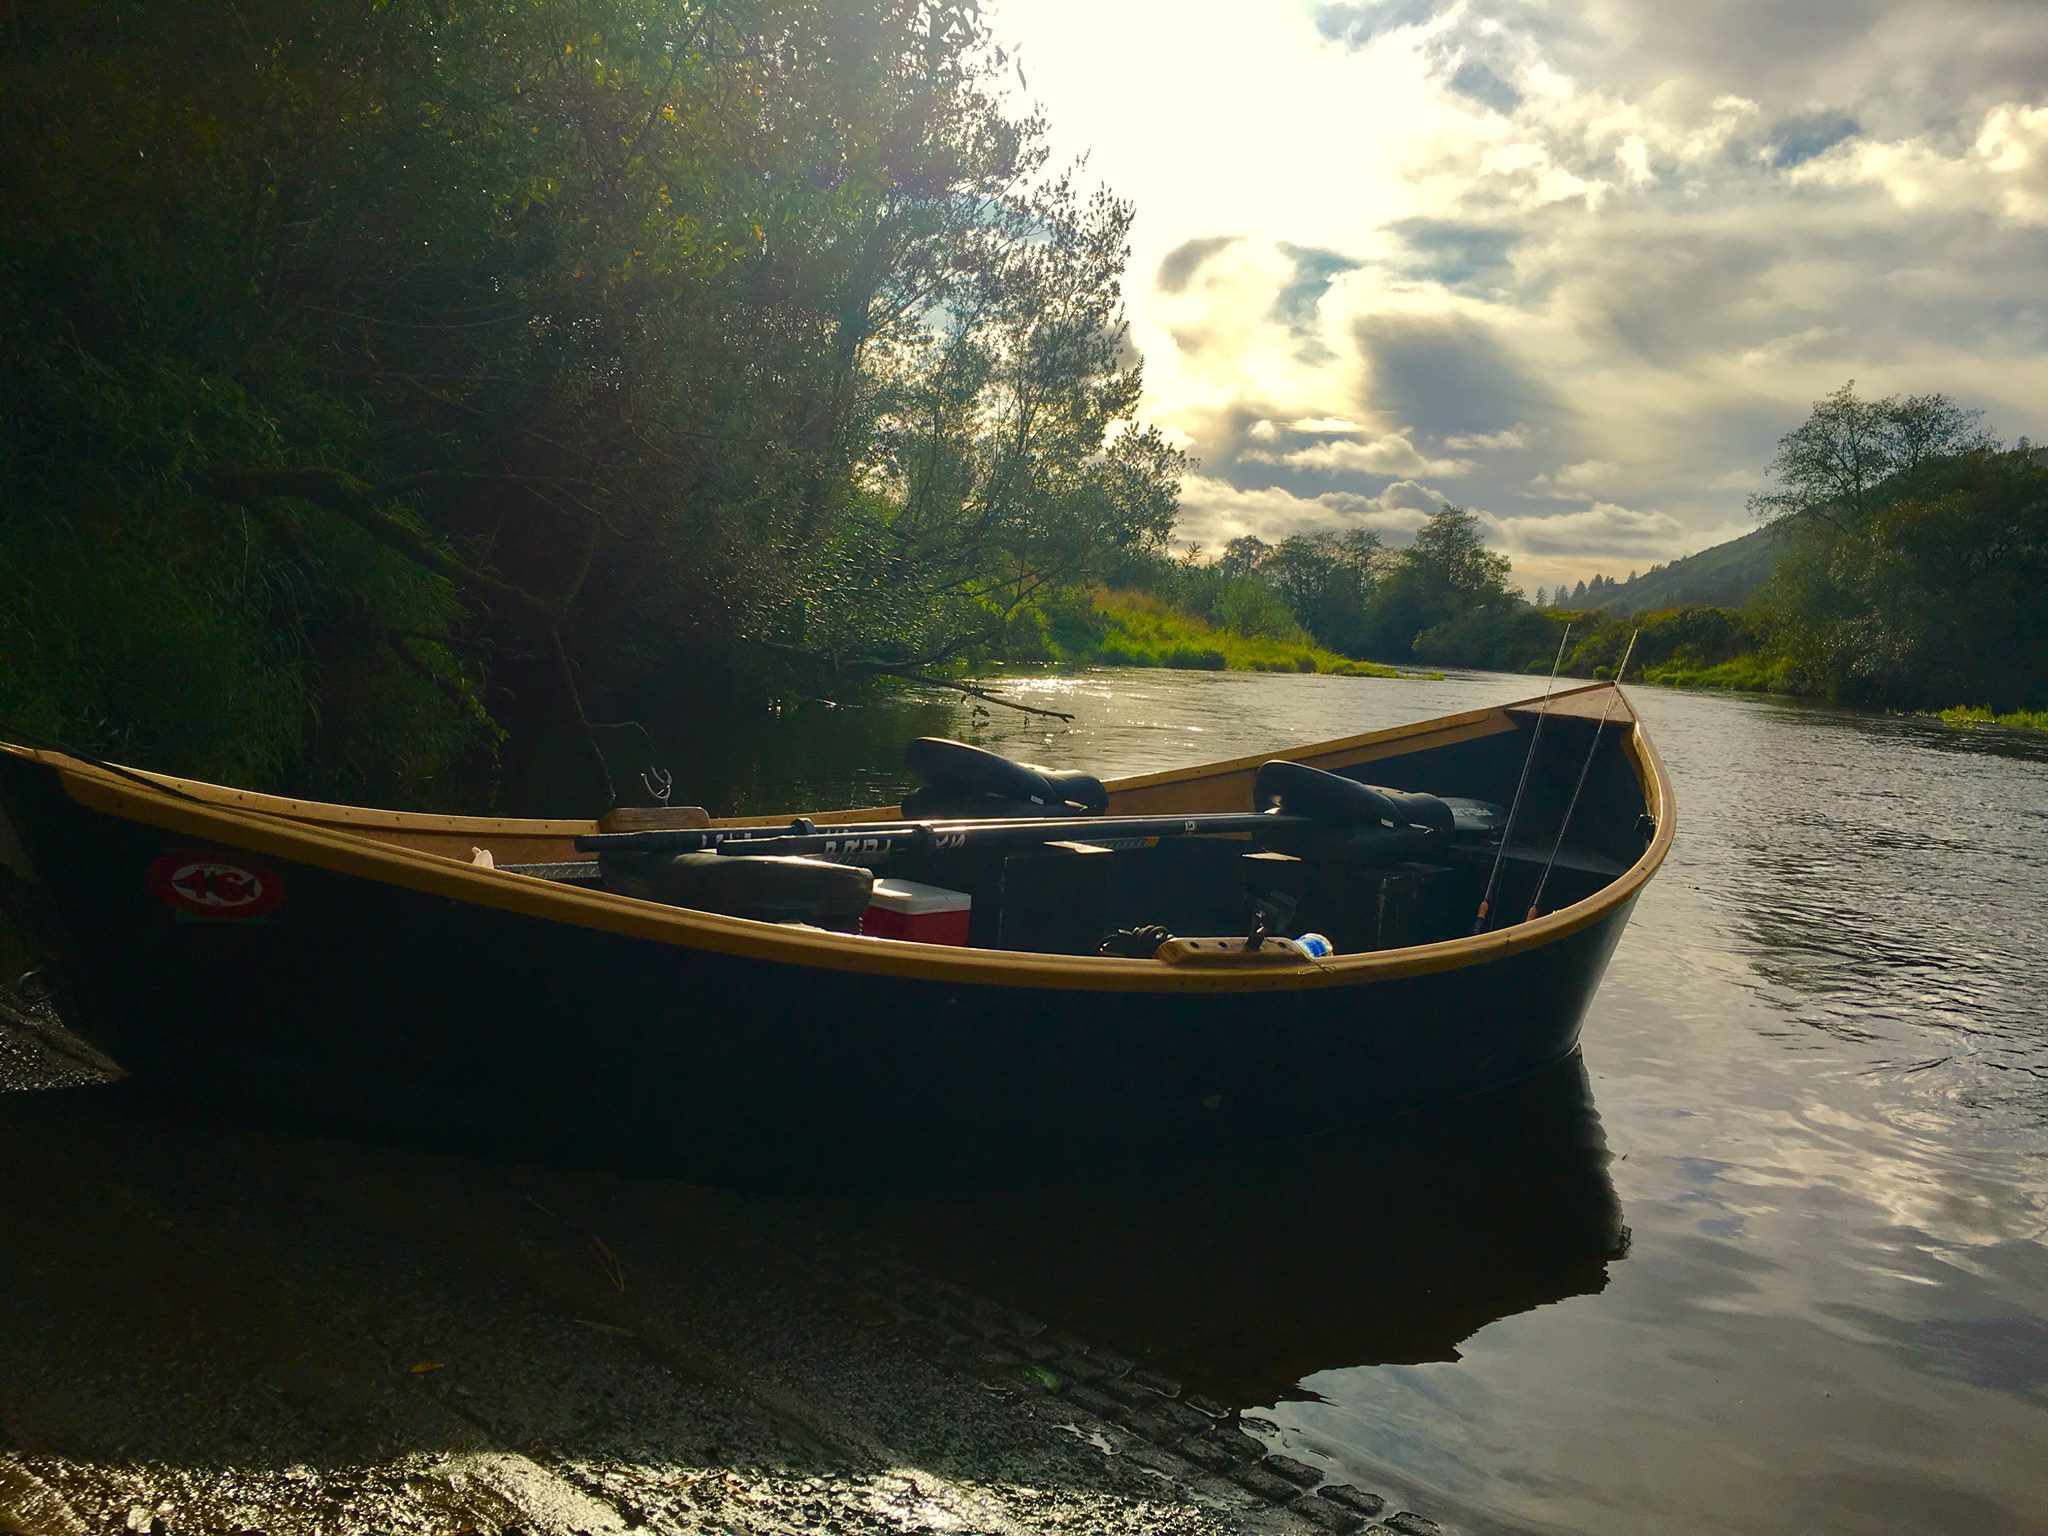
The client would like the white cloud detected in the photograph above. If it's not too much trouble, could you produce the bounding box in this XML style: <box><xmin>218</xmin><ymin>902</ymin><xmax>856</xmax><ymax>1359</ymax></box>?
<box><xmin>1244</xmin><ymin>430</ymin><xmax>1475</xmax><ymax>478</ymax></box>
<box><xmin>1490</xmin><ymin>502</ymin><xmax>1688</xmax><ymax>559</ymax></box>
<box><xmin>986</xmin><ymin>0</ymin><xmax>2048</xmax><ymax>575</ymax></box>
<box><xmin>1174</xmin><ymin>474</ymin><xmax>1446</xmax><ymax>551</ymax></box>
<box><xmin>1444</xmin><ymin>424</ymin><xmax>1532</xmax><ymax>450</ymax></box>
<box><xmin>1790</xmin><ymin>100</ymin><xmax>2048</xmax><ymax>227</ymax></box>
<box><xmin>1531</xmin><ymin>459</ymin><xmax>1618</xmax><ymax>497</ymax></box>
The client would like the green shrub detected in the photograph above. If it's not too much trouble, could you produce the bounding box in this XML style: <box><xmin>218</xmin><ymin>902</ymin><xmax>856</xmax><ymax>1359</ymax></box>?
<box><xmin>1640</xmin><ymin>653</ymin><xmax>1790</xmax><ymax>692</ymax></box>
<box><xmin>1935</xmin><ymin>704</ymin><xmax>2048</xmax><ymax>733</ymax></box>
<box><xmin>1021</xmin><ymin>587</ymin><xmax>1400</xmax><ymax>677</ymax></box>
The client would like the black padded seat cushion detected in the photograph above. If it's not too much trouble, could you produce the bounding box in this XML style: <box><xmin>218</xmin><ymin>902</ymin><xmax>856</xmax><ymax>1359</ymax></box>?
<box><xmin>598</xmin><ymin>851</ymin><xmax>875</xmax><ymax>929</ymax></box>
<box><xmin>1253</xmin><ymin>760</ymin><xmax>1455</xmax><ymax>835</ymax></box>
<box><xmin>903</xmin><ymin>737</ymin><xmax>1108</xmax><ymax>816</ymax></box>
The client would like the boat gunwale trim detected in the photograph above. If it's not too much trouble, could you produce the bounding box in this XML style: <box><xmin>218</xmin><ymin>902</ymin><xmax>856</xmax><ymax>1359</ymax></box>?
<box><xmin>14</xmin><ymin>683</ymin><xmax>1674</xmax><ymax>995</ymax></box>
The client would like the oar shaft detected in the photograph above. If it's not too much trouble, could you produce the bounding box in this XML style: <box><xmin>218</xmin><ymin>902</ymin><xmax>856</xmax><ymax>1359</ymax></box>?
<box><xmin>578</xmin><ymin>819</ymin><xmax>926</xmax><ymax>854</ymax></box>
<box><xmin>577</xmin><ymin>810</ymin><xmax>1317</xmax><ymax>858</ymax></box>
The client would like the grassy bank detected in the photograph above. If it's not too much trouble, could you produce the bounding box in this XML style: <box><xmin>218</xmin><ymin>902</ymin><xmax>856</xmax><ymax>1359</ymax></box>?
<box><xmin>1933</xmin><ymin>705</ymin><xmax>2048</xmax><ymax>734</ymax></box>
<box><xmin>1042</xmin><ymin>589</ymin><xmax>1405</xmax><ymax>677</ymax></box>
<box><xmin>1638</xmin><ymin>653</ymin><xmax>1790</xmax><ymax>692</ymax></box>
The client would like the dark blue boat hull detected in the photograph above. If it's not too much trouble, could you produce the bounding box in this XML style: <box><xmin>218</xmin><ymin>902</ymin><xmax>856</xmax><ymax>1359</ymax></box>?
<box><xmin>1</xmin><ymin>747</ymin><xmax>1640</xmax><ymax>1185</ymax></box>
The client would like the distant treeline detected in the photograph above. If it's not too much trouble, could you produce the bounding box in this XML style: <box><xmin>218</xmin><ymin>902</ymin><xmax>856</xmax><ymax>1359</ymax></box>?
<box><xmin>1125</xmin><ymin>384</ymin><xmax>2045</xmax><ymax>714</ymax></box>
<box><xmin>0</xmin><ymin>1</ymin><xmax>1183</xmax><ymax>807</ymax></box>
<box><xmin>1530</xmin><ymin>523</ymin><xmax>1786</xmax><ymax>617</ymax></box>
<box><xmin>1085</xmin><ymin>504</ymin><xmax>1525</xmax><ymax>668</ymax></box>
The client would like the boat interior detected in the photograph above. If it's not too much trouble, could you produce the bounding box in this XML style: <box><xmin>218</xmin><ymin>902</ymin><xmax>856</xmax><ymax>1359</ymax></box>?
<box><xmin>480</xmin><ymin>688</ymin><xmax>1659</xmax><ymax>959</ymax></box>
<box><xmin>30</xmin><ymin>686</ymin><xmax>1658</xmax><ymax>961</ymax></box>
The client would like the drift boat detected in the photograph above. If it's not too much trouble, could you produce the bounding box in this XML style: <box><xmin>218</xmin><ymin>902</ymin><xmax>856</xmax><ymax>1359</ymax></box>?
<box><xmin>0</xmin><ymin>682</ymin><xmax>1671</xmax><ymax>1182</ymax></box>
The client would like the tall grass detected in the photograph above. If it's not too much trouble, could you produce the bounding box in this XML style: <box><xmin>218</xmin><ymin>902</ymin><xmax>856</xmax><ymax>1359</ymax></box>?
<box><xmin>1638</xmin><ymin>653</ymin><xmax>1790</xmax><ymax>693</ymax></box>
<box><xmin>1055</xmin><ymin>590</ymin><xmax>1401</xmax><ymax>677</ymax></box>
<box><xmin>1934</xmin><ymin>705</ymin><xmax>2048</xmax><ymax>733</ymax></box>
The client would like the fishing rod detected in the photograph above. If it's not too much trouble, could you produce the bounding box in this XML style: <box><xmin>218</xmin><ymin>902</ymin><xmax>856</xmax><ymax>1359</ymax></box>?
<box><xmin>1527</xmin><ymin>629</ymin><xmax>1640</xmax><ymax>922</ymax></box>
<box><xmin>1474</xmin><ymin>621</ymin><xmax>1571</xmax><ymax>934</ymax></box>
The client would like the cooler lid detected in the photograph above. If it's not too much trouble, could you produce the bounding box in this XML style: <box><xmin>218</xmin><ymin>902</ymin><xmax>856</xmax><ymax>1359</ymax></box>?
<box><xmin>867</xmin><ymin>878</ymin><xmax>972</xmax><ymax>915</ymax></box>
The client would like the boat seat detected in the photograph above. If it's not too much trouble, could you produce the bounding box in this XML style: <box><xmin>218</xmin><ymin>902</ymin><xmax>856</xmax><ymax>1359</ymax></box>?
<box><xmin>1251</xmin><ymin>763</ymin><xmax>1506</xmax><ymax>862</ymax></box>
<box><xmin>596</xmin><ymin>803</ymin><xmax>712</xmax><ymax>832</ymax></box>
<box><xmin>1254</xmin><ymin>760</ymin><xmax>1456</xmax><ymax>835</ymax></box>
<box><xmin>597</xmin><ymin>851</ymin><xmax>875</xmax><ymax>930</ymax></box>
<box><xmin>902</xmin><ymin>737</ymin><xmax>1108</xmax><ymax>819</ymax></box>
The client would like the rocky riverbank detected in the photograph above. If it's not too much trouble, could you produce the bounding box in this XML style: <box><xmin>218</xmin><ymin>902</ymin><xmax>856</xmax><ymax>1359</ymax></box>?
<box><xmin>0</xmin><ymin>997</ymin><xmax>1443</xmax><ymax>1536</ymax></box>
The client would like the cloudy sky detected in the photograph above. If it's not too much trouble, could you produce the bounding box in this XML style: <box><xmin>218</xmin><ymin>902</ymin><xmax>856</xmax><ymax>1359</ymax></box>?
<box><xmin>982</xmin><ymin>0</ymin><xmax>2048</xmax><ymax>593</ymax></box>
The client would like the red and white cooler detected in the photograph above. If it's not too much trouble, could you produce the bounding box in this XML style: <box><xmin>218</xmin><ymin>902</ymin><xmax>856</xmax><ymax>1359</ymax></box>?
<box><xmin>861</xmin><ymin>878</ymin><xmax>972</xmax><ymax>945</ymax></box>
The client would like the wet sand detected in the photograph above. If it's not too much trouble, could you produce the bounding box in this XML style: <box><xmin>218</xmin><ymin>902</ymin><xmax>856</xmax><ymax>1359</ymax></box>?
<box><xmin>0</xmin><ymin>996</ymin><xmax>1433</xmax><ymax>1536</ymax></box>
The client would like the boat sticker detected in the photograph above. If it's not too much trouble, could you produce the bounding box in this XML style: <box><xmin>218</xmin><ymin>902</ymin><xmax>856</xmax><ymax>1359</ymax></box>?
<box><xmin>147</xmin><ymin>849</ymin><xmax>285</xmax><ymax>922</ymax></box>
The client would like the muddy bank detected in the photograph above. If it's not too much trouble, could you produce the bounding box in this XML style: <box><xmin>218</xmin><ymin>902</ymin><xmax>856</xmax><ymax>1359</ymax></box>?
<box><xmin>0</xmin><ymin>1001</ymin><xmax>1446</xmax><ymax>1536</ymax></box>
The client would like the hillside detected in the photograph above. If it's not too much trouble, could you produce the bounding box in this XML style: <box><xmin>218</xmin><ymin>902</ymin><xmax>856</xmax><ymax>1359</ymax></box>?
<box><xmin>1584</xmin><ymin>523</ymin><xmax>1785</xmax><ymax>615</ymax></box>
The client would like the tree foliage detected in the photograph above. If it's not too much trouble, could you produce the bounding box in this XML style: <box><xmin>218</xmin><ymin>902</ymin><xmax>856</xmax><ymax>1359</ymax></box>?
<box><xmin>1263</xmin><ymin>529</ymin><xmax>1383</xmax><ymax>652</ymax></box>
<box><xmin>1749</xmin><ymin>381</ymin><xmax>1996</xmax><ymax>530</ymax></box>
<box><xmin>1102</xmin><ymin>505</ymin><xmax>1520</xmax><ymax>666</ymax></box>
<box><xmin>1760</xmin><ymin>440</ymin><xmax>2048</xmax><ymax>708</ymax></box>
<box><xmin>0</xmin><ymin>0</ymin><xmax>1181</xmax><ymax>804</ymax></box>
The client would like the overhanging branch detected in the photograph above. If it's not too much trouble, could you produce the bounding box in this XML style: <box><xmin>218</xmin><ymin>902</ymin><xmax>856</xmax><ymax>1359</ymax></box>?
<box><xmin>756</xmin><ymin>639</ymin><xmax>1074</xmax><ymax>721</ymax></box>
<box><xmin>197</xmin><ymin>466</ymin><xmax>566</xmax><ymax>625</ymax></box>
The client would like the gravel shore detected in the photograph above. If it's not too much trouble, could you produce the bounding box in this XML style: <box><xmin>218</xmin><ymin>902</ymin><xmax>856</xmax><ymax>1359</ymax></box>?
<box><xmin>0</xmin><ymin>998</ymin><xmax>1441</xmax><ymax>1536</ymax></box>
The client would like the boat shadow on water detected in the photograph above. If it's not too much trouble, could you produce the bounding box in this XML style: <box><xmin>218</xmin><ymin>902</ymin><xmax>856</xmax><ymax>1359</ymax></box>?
<box><xmin>0</xmin><ymin>1037</ymin><xmax>1621</xmax><ymax>1517</ymax></box>
<box><xmin>842</xmin><ymin>1053</ymin><xmax>1628</xmax><ymax>1409</ymax></box>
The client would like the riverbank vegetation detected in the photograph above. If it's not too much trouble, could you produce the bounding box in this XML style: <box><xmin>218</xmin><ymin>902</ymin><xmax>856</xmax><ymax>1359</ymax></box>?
<box><xmin>1279</xmin><ymin>386</ymin><xmax>2045</xmax><ymax>713</ymax></box>
<box><xmin>1935</xmin><ymin>706</ymin><xmax>2048</xmax><ymax>735</ymax></box>
<box><xmin>0</xmin><ymin>1</ymin><xmax>1185</xmax><ymax>806</ymax></box>
<box><xmin>1020</xmin><ymin>590</ymin><xmax>1400</xmax><ymax>676</ymax></box>
<box><xmin>1088</xmin><ymin>505</ymin><xmax>1528</xmax><ymax>670</ymax></box>
<box><xmin>1748</xmin><ymin>392</ymin><xmax>2046</xmax><ymax>713</ymax></box>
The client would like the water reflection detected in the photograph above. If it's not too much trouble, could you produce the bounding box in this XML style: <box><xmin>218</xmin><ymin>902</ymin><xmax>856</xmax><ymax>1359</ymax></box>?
<box><xmin>1637</xmin><ymin>688</ymin><xmax>2048</xmax><ymax>1127</ymax></box>
<box><xmin>11</xmin><ymin>668</ymin><xmax>2048</xmax><ymax>1535</ymax></box>
<box><xmin>850</xmin><ymin>1057</ymin><xmax>1626</xmax><ymax>1408</ymax></box>
<box><xmin>660</xmin><ymin>671</ymin><xmax>2048</xmax><ymax>1535</ymax></box>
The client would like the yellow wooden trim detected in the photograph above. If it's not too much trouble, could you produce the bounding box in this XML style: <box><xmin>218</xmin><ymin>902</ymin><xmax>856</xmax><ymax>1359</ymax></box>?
<box><xmin>20</xmin><ymin>683</ymin><xmax>1673</xmax><ymax>995</ymax></box>
<box><xmin>0</xmin><ymin>749</ymin><xmax>594</xmax><ymax>839</ymax></box>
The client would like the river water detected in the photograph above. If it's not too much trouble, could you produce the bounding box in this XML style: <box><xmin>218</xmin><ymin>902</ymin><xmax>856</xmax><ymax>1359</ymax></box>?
<box><xmin>689</xmin><ymin>668</ymin><xmax>2048</xmax><ymax>1536</ymax></box>
<box><xmin>8</xmin><ymin>668</ymin><xmax>2045</xmax><ymax>1536</ymax></box>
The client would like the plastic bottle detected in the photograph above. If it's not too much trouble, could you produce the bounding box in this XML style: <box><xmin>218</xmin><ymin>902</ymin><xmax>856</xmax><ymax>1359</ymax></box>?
<box><xmin>1295</xmin><ymin>932</ymin><xmax>1334</xmax><ymax>959</ymax></box>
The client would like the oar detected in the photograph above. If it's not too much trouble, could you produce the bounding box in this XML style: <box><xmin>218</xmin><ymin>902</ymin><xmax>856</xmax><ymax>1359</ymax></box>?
<box><xmin>578</xmin><ymin>815</ymin><xmax>944</xmax><ymax>854</ymax></box>
<box><xmin>577</xmin><ymin>810</ymin><xmax>1324</xmax><ymax>860</ymax></box>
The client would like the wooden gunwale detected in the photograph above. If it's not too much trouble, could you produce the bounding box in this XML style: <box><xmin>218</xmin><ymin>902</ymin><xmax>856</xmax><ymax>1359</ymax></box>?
<box><xmin>6</xmin><ymin>683</ymin><xmax>1673</xmax><ymax>994</ymax></box>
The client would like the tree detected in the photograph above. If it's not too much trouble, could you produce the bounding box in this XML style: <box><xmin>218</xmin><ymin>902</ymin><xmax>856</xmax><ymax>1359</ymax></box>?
<box><xmin>1262</xmin><ymin>528</ymin><xmax>1382</xmax><ymax>651</ymax></box>
<box><xmin>1357</xmin><ymin>505</ymin><xmax>1515</xmax><ymax>659</ymax></box>
<box><xmin>1749</xmin><ymin>381</ymin><xmax>1995</xmax><ymax>530</ymax></box>
<box><xmin>1760</xmin><ymin>443</ymin><xmax>2048</xmax><ymax>709</ymax></box>
<box><xmin>1219</xmin><ymin>535</ymin><xmax>1271</xmax><ymax>578</ymax></box>
<box><xmin>0</xmin><ymin>0</ymin><xmax>1180</xmax><ymax>804</ymax></box>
